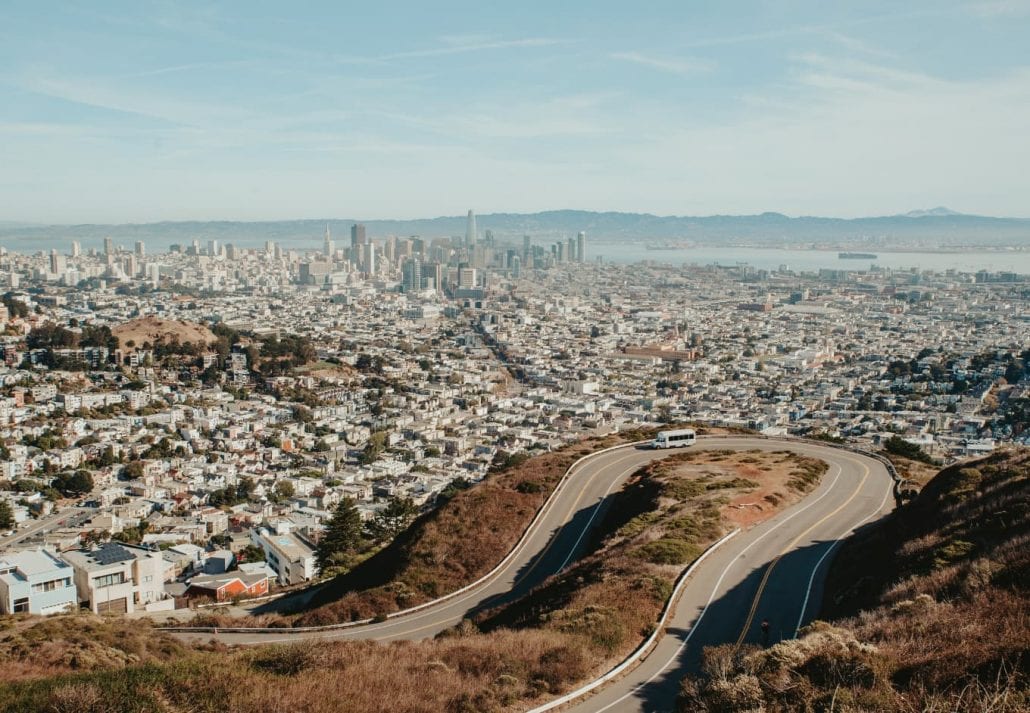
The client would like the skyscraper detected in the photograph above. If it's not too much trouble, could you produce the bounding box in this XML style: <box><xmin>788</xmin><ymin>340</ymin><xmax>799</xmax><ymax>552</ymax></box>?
<box><xmin>401</xmin><ymin>257</ymin><xmax>422</xmax><ymax>292</ymax></box>
<box><xmin>465</xmin><ymin>209</ymin><xmax>477</xmax><ymax>247</ymax></box>
<box><xmin>324</xmin><ymin>224</ymin><xmax>334</xmax><ymax>257</ymax></box>
<box><xmin>135</xmin><ymin>241</ymin><xmax>145</xmax><ymax>257</ymax></box>
<box><xmin>351</xmin><ymin>223</ymin><xmax>367</xmax><ymax>247</ymax></box>
<box><xmin>49</xmin><ymin>249</ymin><xmax>64</xmax><ymax>275</ymax></box>
<box><xmin>577</xmin><ymin>231</ymin><xmax>586</xmax><ymax>263</ymax></box>
<box><xmin>522</xmin><ymin>235</ymin><xmax>531</xmax><ymax>261</ymax></box>
<box><xmin>423</xmin><ymin>261</ymin><xmax>443</xmax><ymax>292</ymax></box>
<box><xmin>70</xmin><ymin>241</ymin><xmax>81</xmax><ymax>258</ymax></box>
<box><xmin>363</xmin><ymin>243</ymin><xmax>376</xmax><ymax>275</ymax></box>
<box><xmin>458</xmin><ymin>265</ymin><xmax>477</xmax><ymax>289</ymax></box>
<box><xmin>104</xmin><ymin>237</ymin><xmax>114</xmax><ymax>256</ymax></box>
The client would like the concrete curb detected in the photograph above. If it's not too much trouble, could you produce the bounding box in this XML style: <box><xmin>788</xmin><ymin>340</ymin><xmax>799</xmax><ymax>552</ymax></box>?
<box><xmin>159</xmin><ymin>438</ymin><xmax>650</xmax><ymax>635</ymax></box>
<box><xmin>161</xmin><ymin>434</ymin><xmax>896</xmax><ymax>637</ymax></box>
<box><xmin>524</xmin><ymin>528</ymin><xmax>741</xmax><ymax>713</ymax></box>
<box><xmin>522</xmin><ymin>434</ymin><xmax>896</xmax><ymax>712</ymax></box>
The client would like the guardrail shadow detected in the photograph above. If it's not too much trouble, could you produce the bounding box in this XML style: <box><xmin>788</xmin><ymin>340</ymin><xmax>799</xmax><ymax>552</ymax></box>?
<box><xmin>628</xmin><ymin>537</ymin><xmax>845</xmax><ymax>713</ymax></box>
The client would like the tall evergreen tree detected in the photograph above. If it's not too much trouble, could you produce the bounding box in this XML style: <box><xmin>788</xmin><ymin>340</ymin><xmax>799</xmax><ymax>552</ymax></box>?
<box><xmin>316</xmin><ymin>497</ymin><xmax>363</xmax><ymax>573</ymax></box>
<box><xmin>0</xmin><ymin>500</ymin><xmax>14</xmax><ymax>530</ymax></box>
<box><xmin>365</xmin><ymin>496</ymin><xmax>418</xmax><ymax>544</ymax></box>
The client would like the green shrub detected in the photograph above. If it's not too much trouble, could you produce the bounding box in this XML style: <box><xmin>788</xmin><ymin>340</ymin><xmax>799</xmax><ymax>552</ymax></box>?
<box><xmin>636</xmin><ymin>538</ymin><xmax>701</xmax><ymax>565</ymax></box>
<box><xmin>618</xmin><ymin>512</ymin><xmax>660</xmax><ymax>538</ymax></box>
<box><xmin>933</xmin><ymin>539</ymin><xmax>975</xmax><ymax>569</ymax></box>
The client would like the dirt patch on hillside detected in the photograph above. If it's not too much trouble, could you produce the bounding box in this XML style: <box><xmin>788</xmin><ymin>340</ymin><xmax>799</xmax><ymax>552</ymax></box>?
<box><xmin>657</xmin><ymin>449</ymin><xmax>829</xmax><ymax>529</ymax></box>
<box><xmin>295</xmin><ymin>361</ymin><xmax>358</xmax><ymax>379</ymax></box>
<box><xmin>112</xmin><ymin>316</ymin><xmax>216</xmax><ymax>348</ymax></box>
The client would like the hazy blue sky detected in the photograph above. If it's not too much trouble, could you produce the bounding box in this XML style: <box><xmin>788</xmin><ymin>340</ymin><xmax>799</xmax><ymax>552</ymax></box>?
<box><xmin>2</xmin><ymin>1</ymin><xmax>1029</xmax><ymax>223</ymax></box>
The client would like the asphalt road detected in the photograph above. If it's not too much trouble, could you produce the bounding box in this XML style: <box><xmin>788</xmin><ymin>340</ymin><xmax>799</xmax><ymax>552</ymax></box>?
<box><xmin>171</xmin><ymin>442</ymin><xmax>667</xmax><ymax>645</ymax></box>
<box><xmin>167</xmin><ymin>438</ymin><xmax>894</xmax><ymax>713</ymax></box>
<box><xmin>0</xmin><ymin>506</ymin><xmax>90</xmax><ymax>549</ymax></box>
<box><xmin>563</xmin><ymin>441</ymin><xmax>894</xmax><ymax>713</ymax></box>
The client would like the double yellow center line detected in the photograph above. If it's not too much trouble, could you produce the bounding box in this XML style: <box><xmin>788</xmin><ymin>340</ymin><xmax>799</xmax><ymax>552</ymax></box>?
<box><xmin>734</xmin><ymin>460</ymin><xmax>870</xmax><ymax>647</ymax></box>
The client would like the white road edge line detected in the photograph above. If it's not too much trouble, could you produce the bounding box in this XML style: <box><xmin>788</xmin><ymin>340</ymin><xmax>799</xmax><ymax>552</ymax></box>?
<box><xmin>582</xmin><ymin>460</ymin><xmax>847</xmax><ymax>713</ymax></box>
<box><xmin>524</xmin><ymin>529</ymin><xmax>741</xmax><ymax>713</ymax></box>
<box><xmin>160</xmin><ymin>440</ymin><xmax>651</xmax><ymax>636</ymax></box>
<box><xmin>533</xmin><ymin>447</ymin><xmax>884</xmax><ymax>713</ymax></box>
<box><xmin>203</xmin><ymin>455</ymin><xmax>651</xmax><ymax>645</ymax></box>
<box><xmin>793</xmin><ymin>472</ymin><xmax>894</xmax><ymax>636</ymax></box>
<box><xmin>555</xmin><ymin>463</ymin><xmax>640</xmax><ymax>572</ymax></box>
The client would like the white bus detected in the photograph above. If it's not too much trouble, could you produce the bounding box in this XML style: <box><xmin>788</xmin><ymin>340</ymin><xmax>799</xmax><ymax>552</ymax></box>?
<box><xmin>652</xmin><ymin>428</ymin><xmax>696</xmax><ymax>449</ymax></box>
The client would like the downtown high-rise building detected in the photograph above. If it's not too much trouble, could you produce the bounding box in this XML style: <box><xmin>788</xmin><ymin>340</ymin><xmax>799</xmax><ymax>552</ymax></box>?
<box><xmin>49</xmin><ymin>250</ymin><xmax>65</xmax><ymax>275</ymax></box>
<box><xmin>351</xmin><ymin>223</ymin><xmax>367</xmax><ymax>247</ymax></box>
<box><xmin>423</xmin><ymin>261</ymin><xmax>443</xmax><ymax>292</ymax></box>
<box><xmin>401</xmin><ymin>257</ymin><xmax>422</xmax><ymax>292</ymax></box>
<box><xmin>135</xmin><ymin>241</ymin><xmax>145</xmax><ymax>257</ymax></box>
<box><xmin>70</xmin><ymin>241</ymin><xmax>81</xmax><ymax>258</ymax></box>
<box><xmin>577</xmin><ymin>231</ymin><xmax>586</xmax><ymax>263</ymax></box>
<box><xmin>465</xmin><ymin>209</ymin><xmax>477</xmax><ymax>247</ymax></box>
<box><xmin>458</xmin><ymin>264</ymin><xmax>477</xmax><ymax>289</ymax></box>
<box><xmin>104</xmin><ymin>237</ymin><xmax>114</xmax><ymax>256</ymax></box>
<box><xmin>324</xmin><ymin>224</ymin><xmax>334</xmax><ymax>257</ymax></box>
<box><xmin>363</xmin><ymin>243</ymin><xmax>376</xmax><ymax>275</ymax></box>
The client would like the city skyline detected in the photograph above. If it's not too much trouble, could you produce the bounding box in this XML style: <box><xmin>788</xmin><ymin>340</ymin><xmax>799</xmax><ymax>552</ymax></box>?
<box><xmin>2</xmin><ymin>1</ymin><xmax>1030</xmax><ymax>223</ymax></box>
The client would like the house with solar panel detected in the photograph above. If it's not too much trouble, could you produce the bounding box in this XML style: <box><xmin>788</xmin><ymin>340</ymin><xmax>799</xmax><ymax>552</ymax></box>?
<box><xmin>62</xmin><ymin>542</ymin><xmax>168</xmax><ymax>614</ymax></box>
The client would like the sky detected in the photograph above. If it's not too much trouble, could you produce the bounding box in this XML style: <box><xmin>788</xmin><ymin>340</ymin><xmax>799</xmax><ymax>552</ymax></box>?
<box><xmin>1</xmin><ymin>0</ymin><xmax>1029</xmax><ymax>224</ymax></box>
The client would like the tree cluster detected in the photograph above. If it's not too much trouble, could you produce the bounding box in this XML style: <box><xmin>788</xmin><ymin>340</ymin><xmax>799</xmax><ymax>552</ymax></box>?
<box><xmin>52</xmin><ymin>470</ymin><xmax>94</xmax><ymax>497</ymax></box>
<box><xmin>884</xmin><ymin>435</ymin><xmax>933</xmax><ymax>464</ymax></box>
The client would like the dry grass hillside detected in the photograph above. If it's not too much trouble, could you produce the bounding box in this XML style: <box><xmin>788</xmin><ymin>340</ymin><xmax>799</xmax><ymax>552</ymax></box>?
<box><xmin>189</xmin><ymin>431</ymin><xmax>654</xmax><ymax>629</ymax></box>
<box><xmin>0</xmin><ymin>613</ymin><xmax>185</xmax><ymax>683</ymax></box>
<box><xmin>111</xmin><ymin>316</ymin><xmax>216</xmax><ymax>348</ymax></box>
<box><xmin>291</xmin><ymin>435</ymin><xmax>625</xmax><ymax>626</ymax></box>
<box><xmin>475</xmin><ymin>450</ymin><xmax>826</xmax><ymax>661</ymax></box>
<box><xmin>678</xmin><ymin>448</ymin><xmax>1029</xmax><ymax>712</ymax></box>
<box><xmin>0</xmin><ymin>627</ymin><xmax>599</xmax><ymax>713</ymax></box>
<box><xmin>0</xmin><ymin>442</ymin><xmax>827</xmax><ymax>713</ymax></box>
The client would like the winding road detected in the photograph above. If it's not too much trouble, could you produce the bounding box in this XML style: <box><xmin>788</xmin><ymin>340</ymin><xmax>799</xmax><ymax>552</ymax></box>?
<box><xmin>166</xmin><ymin>437</ymin><xmax>894</xmax><ymax>712</ymax></box>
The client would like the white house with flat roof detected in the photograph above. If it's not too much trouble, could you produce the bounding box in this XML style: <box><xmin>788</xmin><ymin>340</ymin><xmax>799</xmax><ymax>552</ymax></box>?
<box><xmin>0</xmin><ymin>549</ymin><xmax>77</xmax><ymax>615</ymax></box>
<box><xmin>251</xmin><ymin>525</ymin><xmax>317</xmax><ymax>586</ymax></box>
<box><xmin>62</xmin><ymin>542</ymin><xmax>167</xmax><ymax>614</ymax></box>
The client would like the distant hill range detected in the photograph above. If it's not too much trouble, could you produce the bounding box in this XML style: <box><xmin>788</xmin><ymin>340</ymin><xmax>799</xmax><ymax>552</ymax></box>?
<box><xmin>1</xmin><ymin>208</ymin><xmax>1028</xmax><ymax>250</ymax></box>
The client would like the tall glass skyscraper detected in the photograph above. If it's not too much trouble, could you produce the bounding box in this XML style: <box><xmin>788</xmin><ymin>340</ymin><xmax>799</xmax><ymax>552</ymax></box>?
<box><xmin>465</xmin><ymin>209</ymin><xmax>477</xmax><ymax>247</ymax></box>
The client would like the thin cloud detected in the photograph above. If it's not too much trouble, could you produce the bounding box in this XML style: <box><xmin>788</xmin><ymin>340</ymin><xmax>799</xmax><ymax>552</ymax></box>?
<box><xmin>120</xmin><ymin>60</ymin><xmax>253</xmax><ymax>79</ymax></box>
<box><xmin>968</xmin><ymin>0</ymin><xmax>1030</xmax><ymax>17</ymax></box>
<box><xmin>379</xmin><ymin>37</ymin><xmax>569</xmax><ymax>61</ymax></box>
<box><xmin>793</xmin><ymin>53</ymin><xmax>946</xmax><ymax>91</ymax></box>
<box><xmin>611</xmin><ymin>51</ymin><xmax>715</xmax><ymax>76</ymax></box>
<box><xmin>823</xmin><ymin>32</ymin><xmax>897</xmax><ymax>59</ymax></box>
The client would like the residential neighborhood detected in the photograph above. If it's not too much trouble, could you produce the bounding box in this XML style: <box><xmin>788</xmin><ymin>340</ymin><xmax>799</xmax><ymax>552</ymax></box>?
<box><xmin>1</xmin><ymin>228</ymin><xmax>1028</xmax><ymax>618</ymax></box>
